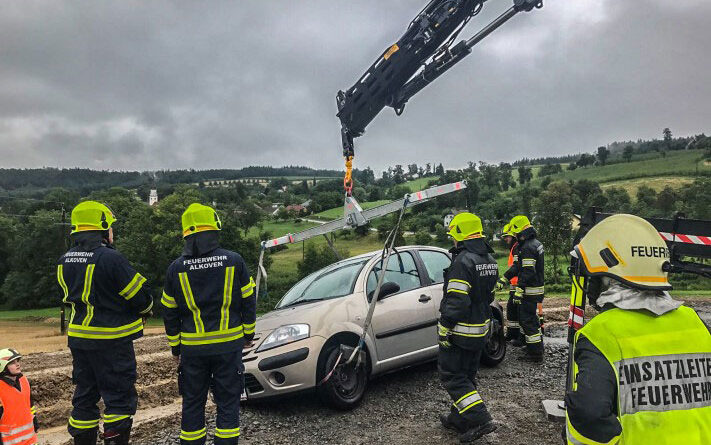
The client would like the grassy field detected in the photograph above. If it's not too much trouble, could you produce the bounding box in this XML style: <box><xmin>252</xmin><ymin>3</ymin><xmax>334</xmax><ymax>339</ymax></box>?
<box><xmin>537</xmin><ymin>150</ymin><xmax>709</xmax><ymax>185</ymax></box>
<box><xmin>247</xmin><ymin>219</ymin><xmax>318</xmax><ymax>238</ymax></box>
<box><xmin>403</xmin><ymin>176</ymin><xmax>439</xmax><ymax>192</ymax></box>
<box><xmin>599</xmin><ymin>176</ymin><xmax>695</xmax><ymax>195</ymax></box>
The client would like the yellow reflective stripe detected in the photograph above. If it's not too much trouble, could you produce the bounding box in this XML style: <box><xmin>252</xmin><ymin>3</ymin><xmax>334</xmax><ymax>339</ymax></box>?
<box><xmin>447</xmin><ymin>289</ymin><xmax>469</xmax><ymax>295</ymax></box>
<box><xmin>68</xmin><ymin>319</ymin><xmax>143</xmax><ymax>339</ymax></box>
<box><xmin>119</xmin><ymin>273</ymin><xmax>146</xmax><ymax>300</ymax></box>
<box><xmin>81</xmin><ymin>264</ymin><xmax>95</xmax><ymax>326</ymax></box>
<box><xmin>454</xmin><ymin>390</ymin><xmax>483</xmax><ymax>413</ymax></box>
<box><xmin>161</xmin><ymin>291</ymin><xmax>178</xmax><ymax>308</ymax></box>
<box><xmin>58</xmin><ymin>265</ymin><xmax>76</xmax><ymax>324</ymax></box>
<box><xmin>221</xmin><ymin>267</ymin><xmax>235</xmax><ymax>331</ymax></box>
<box><xmin>68</xmin><ymin>416</ymin><xmax>100</xmax><ymax>429</ymax></box>
<box><xmin>139</xmin><ymin>299</ymin><xmax>153</xmax><ymax>314</ymax></box>
<box><xmin>180</xmin><ymin>327</ymin><xmax>244</xmax><ymax>346</ymax></box>
<box><xmin>243</xmin><ymin>322</ymin><xmax>255</xmax><ymax>335</ymax></box>
<box><xmin>525</xmin><ymin>331</ymin><xmax>543</xmax><ymax>344</ymax></box>
<box><xmin>179</xmin><ymin>272</ymin><xmax>204</xmax><ymax>333</ymax></box>
<box><xmin>566</xmin><ymin>412</ymin><xmax>620</xmax><ymax>445</ymax></box>
<box><xmin>241</xmin><ymin>276</ymin><xmax>255</xmax><ymax>298</ymax></box>
<box><xmin>103</xmin><ymin>414</ymin><xmax>131</xmax><ymax>423</ymax></box>
<box><xmin>180</xmin><ymin>428</ymin><xmax>207</xmax><ymax>440</ymax></box>
<box><xmin>215</xmin><ymin>427</ymin><xmax>241</xmax><ymax>438</ymax></box>
<box><xmin>166</xmin><ymin>333</ymin><xmax>181</xmax><ymax>347</ymax></box>
<box><xmin>522</xmin><ymin>259</ymin><xmax>536</xmax><ymax>267</ymax></box>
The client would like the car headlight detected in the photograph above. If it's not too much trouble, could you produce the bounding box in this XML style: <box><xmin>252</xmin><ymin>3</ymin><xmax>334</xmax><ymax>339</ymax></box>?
<box><xmin>256</xmin><ymin>324</ymin><xmax>310</xmax><ymax>352</ymax></box>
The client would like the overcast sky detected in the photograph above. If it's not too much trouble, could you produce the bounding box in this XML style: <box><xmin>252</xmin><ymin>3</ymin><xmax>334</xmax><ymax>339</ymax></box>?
<box><xmin>1</xmin><ymin>0</ymin><xmax>709</xmax><ymax>172</ymax></box>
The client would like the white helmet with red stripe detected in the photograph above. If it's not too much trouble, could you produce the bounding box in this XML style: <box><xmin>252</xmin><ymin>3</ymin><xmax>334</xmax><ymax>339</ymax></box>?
<box><xmin>574</xmin><ymin>214</ymin><xmax>671</xmax><ymax>290</ymax></box>
<box><xmin>0</xmin><ymin>348</ymin><xmax>22</xmax><ymax>374</ymax></box>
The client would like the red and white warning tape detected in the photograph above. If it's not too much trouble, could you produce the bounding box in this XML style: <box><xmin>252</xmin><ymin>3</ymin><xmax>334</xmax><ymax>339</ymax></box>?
<box><xmin>568</xmin><ymin>305</ymin><xmax>584</xmax><ymax>330</ymax></box>
<box><xmin>659</xmin><ymin>232</ymin><xmax>711</xmax><ymax>246</ymax></box>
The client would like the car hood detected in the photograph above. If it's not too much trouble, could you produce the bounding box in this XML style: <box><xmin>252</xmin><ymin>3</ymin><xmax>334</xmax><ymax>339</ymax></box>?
<box><xmin>256</xmin><ymin>295</ymin><xmax>363</xmax><ymax>335</ymax></box>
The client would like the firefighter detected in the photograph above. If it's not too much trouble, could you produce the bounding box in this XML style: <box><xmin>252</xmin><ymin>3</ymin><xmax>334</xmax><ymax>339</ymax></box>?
<box><xmin>162</xmin><ymin>203</ymin><xmax>256</xmax><ymax>445</ymax></box>
<box><xmin>495</xmin><ymin>223</ymin><xmax>523</xmax><ymax>346</ymax></box>
<box><xmin>0</xmin><ymin>349</ymin><xmax>38</xmax><ymax>445</ymax></box>
<box><xmin>509</xmin><ymin>215</ymin><xmax>545</xmax><ymax>362</ymax></box>
<box><xmin>438</xmin><ymin>212</ymin><xmax>498</xmax><ymax>443</ymax></box>
<box><xmin>58</xmin><ymin>201</ymin><xmax>154</xmax><ymax>445</ymax></box>
<box><xmin>565</xmin><ymin>214</ymin><xmax>711</xmax><ymax>444</ymax></box>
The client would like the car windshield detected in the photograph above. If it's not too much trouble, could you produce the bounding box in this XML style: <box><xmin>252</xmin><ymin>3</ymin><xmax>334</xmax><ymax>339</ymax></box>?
<box><xmin>276</xmin><ymin>258</ymin><xmax>367</xmax><ymax>309</ymax></box>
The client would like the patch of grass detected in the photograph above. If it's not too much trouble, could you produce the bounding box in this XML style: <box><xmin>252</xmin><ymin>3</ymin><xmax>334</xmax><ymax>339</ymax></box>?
<box><xmin>599</xmin><ymin>176</ymin><xmax>695</xmax><ymax>196</ymax></box>
<box><xmin>0</xmin><ymin>307</ymin><xmax>60</xmax><ymax>320</ymax></box>
<box><xmin>536</xmin><ymin>150</ymin><xmax>709</xmax><ymax>185</ymax></box>
<box><xmin>402</xmin><ymin>176</ymin><xmax>439</xmax><ymax>192</ymax></box>
<box><xmin>247</xmin><ymin>219</ymin><xmax>318</xmax><ymax>238</ymax></box>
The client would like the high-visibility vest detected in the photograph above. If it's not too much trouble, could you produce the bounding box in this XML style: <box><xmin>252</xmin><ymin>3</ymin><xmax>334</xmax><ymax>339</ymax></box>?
<box><xmin>567</xmin><ymin>305</ymin><xmax>711</xmax><ymax>445</ymax></box>
<box><xmin>507</xmin><ymin>243</ymin><xmax>518</xmax><ymax>287</ymax></box>
<box><xmin>0</xmin><ymin>376</ymin><xmax>37</xmax><ymax>445</ymax></box>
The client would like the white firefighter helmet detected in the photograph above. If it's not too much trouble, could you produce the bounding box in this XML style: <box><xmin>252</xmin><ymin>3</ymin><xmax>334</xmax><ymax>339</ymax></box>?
<box><xmin>0</xmin><ymin>348</ymin><xmax>22</xmax><ymax>373</ymax></box>
<box><xmin>574</xmin><ymin>214</ymin><xmax>671</xmax><ymax>290</ymax></box>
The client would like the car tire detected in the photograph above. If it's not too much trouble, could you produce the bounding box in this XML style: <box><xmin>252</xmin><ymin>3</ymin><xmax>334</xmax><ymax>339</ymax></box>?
<box><xmin>481</xmin><ymin>316</ymin><xmax>506</xmax><ymax>367</ymax></box>
<box><xmin>317</xmin><ymin>344</ymin><xmax>368</xmax><ymax>410</ymax></box>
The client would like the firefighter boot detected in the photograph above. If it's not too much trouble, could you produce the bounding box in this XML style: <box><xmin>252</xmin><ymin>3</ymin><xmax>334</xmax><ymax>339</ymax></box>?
<box><xmin>440</xmin><ymin>412</ymin><xmax>467</xmax><ymax>433</ymax></box>
<box><xmin>459</xmin><ymin>420</ymin><xmax>497</xmax><ymax>443</ymax></box>
<box><xmin>102</xmin><ymin>429</ymin><xmax>130</xmax><ymax>445</ymax></box>
<box><xmin>73</xmin><ymin>429</ymin><xmax>98</xmax><ymax>445</ymax></box>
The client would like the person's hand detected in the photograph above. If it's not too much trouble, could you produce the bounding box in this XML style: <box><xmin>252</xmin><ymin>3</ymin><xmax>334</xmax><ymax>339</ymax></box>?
<box><xmin>513</xmin><ymin>287</ymin><xmax>524</xmax><ymax>303</ymax></box>
<box><xmin>495</xmin><ymin>277</ymin><xmax>508</xmax><ymax>291</ymax></box>
<box><xmin>438</xmin><ymin>323</ymin><xmax>452</xmax><ymax>349</ymax></box>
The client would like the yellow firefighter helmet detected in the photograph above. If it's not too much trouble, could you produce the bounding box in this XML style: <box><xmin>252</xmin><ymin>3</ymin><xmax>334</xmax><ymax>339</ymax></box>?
<box><xmin>574</xmin><ymin>214</ymin><xmax>671</xmax><ymax>290</ymax></box>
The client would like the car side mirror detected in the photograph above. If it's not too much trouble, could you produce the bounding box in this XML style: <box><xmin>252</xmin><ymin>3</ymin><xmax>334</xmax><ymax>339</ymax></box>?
<box><xmin>369</xmin><ymin>282</ymin><xmax>401</xmax><ymax>301</ymax></box>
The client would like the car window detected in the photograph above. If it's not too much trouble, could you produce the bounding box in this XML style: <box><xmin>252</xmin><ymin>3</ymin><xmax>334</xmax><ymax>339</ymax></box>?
<box><xmin>418</xmin><ymin>250</ymin><xmax>451</xmax><ymax>284</ymax></box>
<box><xmin>277</xmin><ymin>259</ymin><xmax>366</xmax><ymax>308</ymax></box>
<box><xmin>366</xmin><ymin>252</ymin><xmax>421</xmax><ymax>297</ymax></box>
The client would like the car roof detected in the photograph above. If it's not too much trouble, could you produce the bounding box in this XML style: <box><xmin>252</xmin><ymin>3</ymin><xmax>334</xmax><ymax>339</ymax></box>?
<box><xmin>331</xmin><ymin>245</ymin><xmax>449</xmax><ymax>266</ymax></box>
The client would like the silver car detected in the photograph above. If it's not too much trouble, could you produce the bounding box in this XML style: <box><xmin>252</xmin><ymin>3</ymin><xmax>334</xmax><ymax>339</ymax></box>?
<box><xmin>242</xmin><ymin>245</ymin><xmax>506</xmax><ymax>409</ymax></box>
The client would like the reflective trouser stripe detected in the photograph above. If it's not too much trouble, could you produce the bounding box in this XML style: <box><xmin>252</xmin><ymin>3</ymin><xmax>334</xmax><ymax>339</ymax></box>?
<box><xmin>508</xmin><ymin>321</ymin><xmax>520</xmax><ymax>328</ymax></box>
<box><xmin>181</xmin><ymin>327</ymin><xmax>244</xmax><ymax>345</ymax></box>
<box><xmin>525</xmin><ymin>331</ymin><xmax>543</xmax><ymax>344</ymax></box>
<box><xmin>81</xmin><ymin>264</ymin><xmax>96</xmax><ymax>326</ymax></box>
<box><xmin>119</xmin><ymin>273</ymin><xmax>146</xmax><ymax>300</ymax></box>
<box><xmin>220</xmin><ymin>267</ymin><xmax>235</xmax><ymax>331</ymax></box>
<box><xmin>180</xmin><ymin>428</ymin><xmax>207</xmax><ymax>440</ymax></box>
<box><xmin>451</xmin><ymin>320</ymin><xmax>490</xmax><ymax>337</ymax></box>
<box><xmin>524</xmin><ymin>286</ymin><xmax>544</xmax><ymax>296</ymax></box>
<box><xmin>215</xmin><ymin>427</ymin><xmax>241</xmax><ymax>438</ymax></box>
<box><xmin>454</xmin><ymin>390</ymin><xmax>483</xmax><ymax>414</ymax></box>
<box><xmin>68</xmin><ymin>417</ymin><xmax>100</xmax><ymax>429</ymax></box>
<box><xmin>67</xmin><ymin>319</ymin><xmax>143</xmax><ymax>339</ymax></box>
<box><xmin>243</xmin><ymin>322</ymin><xmax>255</xmax><ymax>335</ymax></box>
<box><xmin>241</xmin><ymin>277</ymin><xmax>255</xmax><ymax>298</ymax></box>
<box><xmin>103</xmin><ymin>414</ymin><xmax>131</xmax><ymax>424</ymax></box>
<box><xmin>179</xmin><ymin>272</ymin><xmax>204</xmax><ymax>333</ymax></box>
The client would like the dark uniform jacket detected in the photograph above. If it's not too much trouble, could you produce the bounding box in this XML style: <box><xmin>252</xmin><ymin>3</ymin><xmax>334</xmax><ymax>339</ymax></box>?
<box><xmin>439</xmin><ymin>238</ymin><xmax>498</xmax><ymax>350</ymax></box>
<box><xmin>162</xmin><ymin>233</ymin><xmax>256</xmax><ymax>357</ymax></box>
<box><xmin>515</xmin><ymin>227</ymin><xmax>544</xmax><ymax>302</ymax></box>
<box><xmin>57</xmin><ymin>232</ymin><xmax>153</xmax><ymax>350</ymax></box>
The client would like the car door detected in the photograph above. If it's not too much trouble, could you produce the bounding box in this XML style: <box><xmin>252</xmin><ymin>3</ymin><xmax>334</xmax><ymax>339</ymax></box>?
<box><xmin>368</xmin><ymin>251</ymin><xmax>435</xmax><ymax>362</ymax></box>
<box><xmin>415</xmin><ymin>249</ymin><xmax>454</xmax><ymax>348</ymax></box>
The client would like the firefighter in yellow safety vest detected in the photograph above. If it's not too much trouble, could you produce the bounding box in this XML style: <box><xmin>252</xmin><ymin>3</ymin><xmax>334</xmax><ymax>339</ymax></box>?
<box><xmin>565</xmin><ymin>214</ymin><xmax>711</xmax><ymax>444</ymax></box>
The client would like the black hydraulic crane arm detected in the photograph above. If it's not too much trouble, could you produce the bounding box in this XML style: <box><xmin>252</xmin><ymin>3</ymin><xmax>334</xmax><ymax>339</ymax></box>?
<box><xmin>336</xmin><ymin>0</ymin><xmax>543</xmax><ymax>159</ymax></box>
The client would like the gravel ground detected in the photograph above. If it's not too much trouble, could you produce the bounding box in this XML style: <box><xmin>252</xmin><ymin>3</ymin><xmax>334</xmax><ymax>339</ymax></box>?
<box><xmin>133</xmin><ymin>340</ymin><xmax>569</xmax><ymax>445</ymax></box>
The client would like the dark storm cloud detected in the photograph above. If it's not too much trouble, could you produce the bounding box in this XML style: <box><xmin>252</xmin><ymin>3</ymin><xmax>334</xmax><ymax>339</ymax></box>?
<box><xmin>0</xmin><ymin>0</ymin><xmax>709</xmax><ymax>171</ymax></box>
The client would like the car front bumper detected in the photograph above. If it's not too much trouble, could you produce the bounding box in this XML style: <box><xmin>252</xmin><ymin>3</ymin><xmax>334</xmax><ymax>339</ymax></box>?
<box><xmin>242</xmin><ymin>334</ymin><xmax>327</xmax><ymax>400</ymax></box>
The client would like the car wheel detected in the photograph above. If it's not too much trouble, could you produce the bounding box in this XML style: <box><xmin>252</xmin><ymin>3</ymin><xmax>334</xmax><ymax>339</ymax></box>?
<box><xmin>317</xmin><ymin>344</ymin><xmax>368</xmax><ymax>410</ymax></box>
<box><xmin>481</xmin><ymin>317</ymin><xmax>506</xmax><ymax>367</ymax></box>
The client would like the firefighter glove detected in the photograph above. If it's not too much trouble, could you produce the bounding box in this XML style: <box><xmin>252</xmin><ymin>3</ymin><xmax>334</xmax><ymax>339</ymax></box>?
<box><xmin>513</xmin><ymin>287</ymin><xmax>524</xmax><ymax>303</ymax></box>
<box><xmin>495</xmin><ymin>277</ymin><xmax>509</xmax><ymax>291</ymax></box>
<box><xmin>438</xmin><ymin>322</ymin><xmax>452</xmax><ymax>349</ymax></box>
